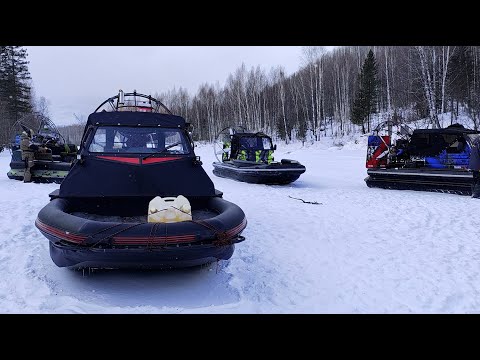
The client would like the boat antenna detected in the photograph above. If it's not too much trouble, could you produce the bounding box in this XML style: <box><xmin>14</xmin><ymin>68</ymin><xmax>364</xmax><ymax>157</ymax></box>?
<box><xmin>118</xmin><ymin>89</ymin><xmax>125</xmax><ymax>110</ymax></box>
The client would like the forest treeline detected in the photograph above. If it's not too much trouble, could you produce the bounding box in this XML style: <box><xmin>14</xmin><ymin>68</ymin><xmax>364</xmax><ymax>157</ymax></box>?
<box><xmin>2</xmin><ymin>46</ymin><xmax>480</xmax><ymax>147</ymax></box>
<box><xmin>154</xmin><ymin>46</ymin><xmax>480</xmax><ymax>142</ymax></box>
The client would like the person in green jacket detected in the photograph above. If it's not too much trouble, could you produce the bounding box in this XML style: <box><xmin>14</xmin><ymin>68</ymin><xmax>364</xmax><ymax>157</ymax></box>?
<box><xmin>222</xmin><ymin>141</ymin><xmax>231</xmax><ymax>161</ymax></box>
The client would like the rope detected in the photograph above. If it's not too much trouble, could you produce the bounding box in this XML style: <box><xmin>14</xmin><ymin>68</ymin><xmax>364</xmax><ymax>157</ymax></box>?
<box><xmin>85</xmin><ymin>223</ymin><xmax>126</xmax><ymax>240</ymax></box>
<box><xmin>149</xmin><ymin>206</ymin><xmax>191</xmax><ymax>216</ymax></box>
<box><xmin>147</xmin><ymin>222</ymin><xmax>155</xmax><ymax>249</ymax></box>
<box><xmin>192</xmin><ymin>220</ymin><xmax>231</xmax><ymax>246</ymax></box>
<box><xmin>147</xmin><ymin>222</ymin><xmax>160</xmax><ymax>250</ymax></box>
<box><xmin>88</xmin><ymin>222</ymin><xmax>143</xmax><ymax>248</ymax></box>
<box><xmin>164</xmin><ymin>220</ymin><xmax>168</xmax><ymax>248</ymax></box>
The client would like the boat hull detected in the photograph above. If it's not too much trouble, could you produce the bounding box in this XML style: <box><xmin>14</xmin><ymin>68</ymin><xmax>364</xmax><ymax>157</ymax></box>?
<box><xmin>212</xmin><ymin>161</ymin><xmax>306</xmax><ymax>184</ymax></box>
<box><xmin>48</xmin><ymin>239</ymin><xmax>237</xmax><ymax>269</ymax></box>
<box><xmin>36</xmin><ymin>196</ymin><xmax>247</xmax><ymax>269</ymax></box>
<box><xmin>365</xmin><ymin>168</ymin><xmax>473</xmax><ymax>195</ymax></box>
<box><xmin>7</xmin><ymin>158</ymin><xmax>71</xmax><ymax>184</ymax></box>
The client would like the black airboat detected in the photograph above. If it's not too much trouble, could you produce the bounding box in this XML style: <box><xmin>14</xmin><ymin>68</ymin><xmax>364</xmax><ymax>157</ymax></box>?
<box><xmin>35</xmin><ymin>91</ymin><xmax>247</xmax><ymax>269</ymax></box>
<box><xmin>212</xmin><ymin>127</ymin><xmax>306</xmax><ymax>184</ymax></box>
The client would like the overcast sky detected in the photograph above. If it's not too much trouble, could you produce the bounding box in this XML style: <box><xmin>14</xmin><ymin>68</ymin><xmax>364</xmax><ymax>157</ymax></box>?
<box><xmin>26</xmin><ymin>46</ymin><xmax>323</xmax><ymax>126</ymax></box>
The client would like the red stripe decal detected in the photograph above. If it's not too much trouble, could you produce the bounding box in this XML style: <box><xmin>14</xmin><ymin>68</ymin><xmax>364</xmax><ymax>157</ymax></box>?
<box><xmin>227</xmin><ymin>218</ymin><xmax>247</xmax><ymax>237</ymax></box>
<box><xmin>113</xmin><ymin>235</ymin><xmax>195</xmax><ymax>245</ymax></box>
<box><xmin>36</xmin><ymin>216</ymin><xmax>247</xmax><ymax>247</ymax></box>
<box><xmin>96</xmin><ymin>156</ymin><xmax>140</xmax><ymax>164</ymax></box>
<box><xmin>142</xmin><ymin>157</ymin><xmax>180</xmax><ymax>164</ymax></box>
<box><xmin>36</xmin><ymin>219</ymin><xmax>86</xmax><ymax>244</ymax></box>
<box><xmin>95</xmin><ymin>156</ymin><xmax>181</xmax><ymax>165</ymax></box>
<box><xmin>37</xmin><ymin>223</ymin><xmax>84</xmax><ymax>242</ymax></box>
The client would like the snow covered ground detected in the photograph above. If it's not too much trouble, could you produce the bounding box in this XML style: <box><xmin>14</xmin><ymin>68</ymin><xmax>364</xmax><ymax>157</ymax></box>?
<box><xmin>2</xmin><ymin>138</ymin><xmax>480</xmax><ymax>314</ymax></box>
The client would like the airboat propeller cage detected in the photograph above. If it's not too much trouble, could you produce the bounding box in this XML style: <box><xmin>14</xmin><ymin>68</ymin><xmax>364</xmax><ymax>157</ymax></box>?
<box><xmin>10</xmin><ymin>114</ymin><xmax>67</xmax><ymax>146</ymax></box>
<box><xmin>58</xmin><ymin>91</ymin><xmax>216</xmax><ymax>199</ymax></box>
<box><xmin>93</xmin><ymin>90</ymin><xmax>172</xmax><ymax>114</ymax></box>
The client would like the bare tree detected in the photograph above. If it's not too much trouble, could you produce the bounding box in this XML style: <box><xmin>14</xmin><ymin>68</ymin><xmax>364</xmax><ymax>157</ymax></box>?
<box><xmin>134</xmin><ymin>46</ymin><xmax>480</xmax><ymax>144</ymax></box>
<box><xmin>34</xmin><ymin>96</ymin><xmax>50</xmax><ymax>119</ymax></box>
<box><xmin>416</xmin><ymin>46</ymin><xmax>440</xmax><ymax>128</ymax></box>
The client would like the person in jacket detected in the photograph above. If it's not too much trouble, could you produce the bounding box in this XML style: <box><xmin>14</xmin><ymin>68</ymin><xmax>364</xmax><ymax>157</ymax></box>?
<box><xmin>222</xmin><ymin>141</ymin><xmax>231</xmax><ymax>161</ymax></box>
<box><xmin>468</xmin><ymin>135</ymin><xmax>480</xmax><ymax>198</ymax></box>
<box><xmin>20</xmin><ymin>129</ymin><xmax>46</xmax><ymax>183</ymax></box>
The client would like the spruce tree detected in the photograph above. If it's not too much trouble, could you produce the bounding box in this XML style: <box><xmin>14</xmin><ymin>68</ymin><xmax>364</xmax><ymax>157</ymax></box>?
<box><xmin>351</xmin><ymin>49</ymin><xmax>378</xmax><ymax>133</ymax></box>
<box><xmin>0</xmin><ymin>46</ymin><xmax>33</xmax><ymax>128</ymax></box>
<box><xmin>351</xmin><ymin>82</ymin><xmax>367</xmax><ymax>133</ymax></box>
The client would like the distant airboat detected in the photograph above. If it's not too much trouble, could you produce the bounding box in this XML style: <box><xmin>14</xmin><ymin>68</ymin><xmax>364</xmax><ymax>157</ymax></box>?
<box><xmin>365</xmin><ymin>121</ymin><xmax>480</xmax><ymax>195</ymax></box>
<box><xmin>7</xmin><ymin>114</ymin><xmax>77</xmax><ymax>183</ymax></box>
<box><xmin>212</xmin><ymin>127</ymin><xmax>306</xmax><ymax>185</ymax></box>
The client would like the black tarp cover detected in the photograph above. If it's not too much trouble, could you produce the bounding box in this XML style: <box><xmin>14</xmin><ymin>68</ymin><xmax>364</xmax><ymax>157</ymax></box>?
<box><xmin>408</xmin><ymin>127</ymin><xmax>479</xmax><ymax>157</ymax></box>
<box><xmin>59</xmin><ymin>156</ymin><xmax>216</xmax><ymax>198</ymax></box>
<box><xmin>59</xmin><ymin>111</ymin><xmax>215</xmax><ymax>198</ymax></box>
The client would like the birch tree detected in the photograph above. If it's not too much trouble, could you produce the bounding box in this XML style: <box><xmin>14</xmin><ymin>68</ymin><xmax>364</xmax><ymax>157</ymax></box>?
<box><xmin>416</xmin><ymin>46</ymin><xmax>440</xmax><ymax>128</ymax></box>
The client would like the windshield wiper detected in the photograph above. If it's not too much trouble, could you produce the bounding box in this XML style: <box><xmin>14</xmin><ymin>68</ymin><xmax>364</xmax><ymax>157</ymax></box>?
<box><xmin>142</xmin><ymin>141</ymin><xmax>182</xmax><ymax>160</ymax></box>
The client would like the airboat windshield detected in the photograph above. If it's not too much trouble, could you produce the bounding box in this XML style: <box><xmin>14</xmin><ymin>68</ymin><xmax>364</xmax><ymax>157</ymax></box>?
<box><xmin>88</xmin><ymin>126</ymin><xmax>191</xmax><ymax>155</ymax></box>
<box><xmin>239</xmin><ymin>136</ymin><xmax>273</xmax><ymax>150</ymax></box>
